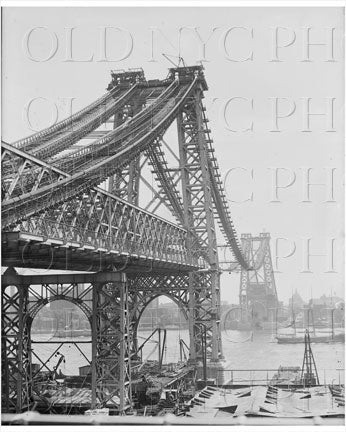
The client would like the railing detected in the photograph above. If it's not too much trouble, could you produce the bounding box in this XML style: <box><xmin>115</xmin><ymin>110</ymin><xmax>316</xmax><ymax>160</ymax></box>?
<box><xmin>220</xmin><ymin>368</ymin><xmax>345</xmax><ymax>387</ymax></box>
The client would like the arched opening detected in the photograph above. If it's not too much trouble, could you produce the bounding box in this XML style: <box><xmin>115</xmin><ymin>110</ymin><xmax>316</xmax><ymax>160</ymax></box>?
<box><xmin>31</xmin><ymin>298</ymin><xmax>91</xmax><ymax>339</ymax></box>
<box><xmin>136</xmin><ymin>295</ymin><xmax>189</xmax><ymax>364</ymax></box>
<box><xmin>30</xmin><ymin>299</ymin><xmax>92</xmax><ymax>377</ymax></box>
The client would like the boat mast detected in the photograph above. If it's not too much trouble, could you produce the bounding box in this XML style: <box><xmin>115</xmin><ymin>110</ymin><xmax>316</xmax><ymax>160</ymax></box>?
<box><xmin>311</xmin><ymin>308</ymin><xmax>316</xmax><ymax>336</ymax></box>
<box><xmin>330</xmin><ymin>288</ymin><xmax>335</xmax><ymax>340</ymax></box>
<box><xmin>310</xmin><ymin>286</ymin><xmax>316</xmax><ymax>336</ymax></box>
<box><xmin>291</xmin><ymin>290</ymin><xmax>296</xmax><ymax>337</ymax></box>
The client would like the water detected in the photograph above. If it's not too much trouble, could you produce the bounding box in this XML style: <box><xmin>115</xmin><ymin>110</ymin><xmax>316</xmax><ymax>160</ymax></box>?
<box><xmin>31</xmin><ymin>328</ymin><xmax>344</xmax><ymax>384</ymax></box>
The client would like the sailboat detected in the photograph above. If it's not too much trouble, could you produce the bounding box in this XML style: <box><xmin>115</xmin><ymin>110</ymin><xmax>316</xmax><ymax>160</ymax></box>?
<box><xmin>55</xmin><ymin>308</ymin><xmax>91</xmax><ymax>338</ymax></box>
<box><xmin>276</xmin><ymin>305</ymin><xmax>345</xmax><ymax>344</ymax></box>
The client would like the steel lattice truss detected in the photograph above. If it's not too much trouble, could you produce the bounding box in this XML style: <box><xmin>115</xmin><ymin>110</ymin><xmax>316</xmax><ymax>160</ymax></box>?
<box><xmin>17</xmin><ymin>188</ymin><xmax>192</xmax><ymax>268</ymax></box>
<box><xmin>1</xmin><ymin>66</ymin><xmax>276</xmax><ymax>413</ymax></box>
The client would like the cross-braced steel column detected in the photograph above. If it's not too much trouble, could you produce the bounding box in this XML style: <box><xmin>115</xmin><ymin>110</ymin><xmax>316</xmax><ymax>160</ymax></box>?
<box><xmin>109</xmin><ymin>100</ymin><xmax>142</xmax><ymax>205</ymax></box>
<box><xmin>1</xmin><ymin>268</ymin><xmax>32</xmax><ymax>413</ymax></box>
<box><xmin>91</xmin><ymin>273</ymin><xmax>132</xmax><ymax>413</ymax></box>
<box><xmin>177</xmin><ymin>85</ymin><xmax>222</xmax><ymax>363</ymax></box>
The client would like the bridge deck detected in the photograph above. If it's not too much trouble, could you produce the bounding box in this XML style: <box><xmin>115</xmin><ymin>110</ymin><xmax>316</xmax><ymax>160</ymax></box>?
<box><xmin>2</xmin><ymin>231</ymin><xmax>199</xmax><ymax>273</ymax></box>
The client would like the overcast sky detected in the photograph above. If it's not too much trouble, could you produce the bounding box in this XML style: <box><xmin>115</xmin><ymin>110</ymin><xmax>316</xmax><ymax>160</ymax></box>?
<box><xmin>2</xmin><ymin>7</ymin><xmax>344</xmax><ymax>304</ymax></box>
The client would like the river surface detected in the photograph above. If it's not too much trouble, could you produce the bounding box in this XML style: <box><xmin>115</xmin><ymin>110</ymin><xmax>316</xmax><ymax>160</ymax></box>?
<box><xmin>31</xmin><ymin>328</ymin><xmax>344</xmax><ymax>385</ymax></box>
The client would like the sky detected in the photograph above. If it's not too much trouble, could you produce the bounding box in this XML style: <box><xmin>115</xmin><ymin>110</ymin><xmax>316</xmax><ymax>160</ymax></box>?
<box><xmin>2</xmin><ymin>6</ymin><xmax>345</xmax><ymax>304</ymax></box>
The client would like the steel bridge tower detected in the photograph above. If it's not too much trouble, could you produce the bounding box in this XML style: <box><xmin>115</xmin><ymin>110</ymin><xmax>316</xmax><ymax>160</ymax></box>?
<box><xmin>239</xmin><ymin>233</ymin><xmax>278</xmax><ymax>323</ymax></box>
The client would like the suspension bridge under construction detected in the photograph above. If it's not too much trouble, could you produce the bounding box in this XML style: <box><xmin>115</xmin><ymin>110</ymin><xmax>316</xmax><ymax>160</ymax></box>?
<box><xmin>1</xmin><ymin>65</ymin><xmax>279</xmax><ymax>414</ymax></box>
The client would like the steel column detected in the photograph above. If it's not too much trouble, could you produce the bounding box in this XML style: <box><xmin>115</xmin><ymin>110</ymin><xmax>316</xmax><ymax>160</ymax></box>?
<box><xmin>93</xmin><ymin>273</ymin><xmax>132</xmax><ymax>412</ymax></box>
<box><xmin>177</xmin><ymin>85</ymin><xmax>222</xmax><ymax>362</ymax></box>
<box><xmin>109</xmin><ymin>101</ymin><xmax>142</xmax><ymax>205</ymax></box>
<box><xmin>1</xmin><ymin>268</ymin><xmax>32</xmax><ymax>413</ymax></box>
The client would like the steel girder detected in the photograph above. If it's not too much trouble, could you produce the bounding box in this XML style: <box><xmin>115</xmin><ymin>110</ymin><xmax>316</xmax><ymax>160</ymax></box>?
<box><xmin>177</xmin><ymin>85</ymin><xmax>222</xmax><ymax>362</ymax></box>
<box><xmin>239</xmin><ymin>233</ymin><xmax>278</xmax><ymax>320</ymax></box>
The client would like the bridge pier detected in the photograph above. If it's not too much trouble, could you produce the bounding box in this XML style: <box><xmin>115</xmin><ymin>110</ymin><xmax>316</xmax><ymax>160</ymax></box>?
<box><xmin>2</xmin><ymin>268</ymin><xmax>225</xmax><ymax>413</ymax></box>
<box><xmin>1</xmin><ymin>269</ymin><xmax>132</xmax><ymax>414</ymax></box>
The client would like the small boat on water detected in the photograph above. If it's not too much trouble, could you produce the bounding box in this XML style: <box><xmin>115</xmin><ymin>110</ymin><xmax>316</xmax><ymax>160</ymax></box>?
<box><xmin>276</xmin><ymin>332</ymin><xmax>345</xmax><ymax>344</ymax></box>
<box><xmin>55</xmin><ymin>328</ymin><xmax>91</xmax><ymax>338</ymax></box>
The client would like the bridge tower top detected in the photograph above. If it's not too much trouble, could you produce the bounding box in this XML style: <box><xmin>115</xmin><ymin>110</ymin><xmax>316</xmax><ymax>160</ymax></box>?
<box><xmin>241</xmin><ymin>232</ymin><xmax>271</xmax><ymax>241</ymax></box>
<box><xmin>108</xmin><ymin>68</ymin><xmax>146</xmax><ymax>90</ymax></box>
<box><xmin>167</xmin><ymin>65</ymin><xmax>208</xmax><ymax>89</ymax></box>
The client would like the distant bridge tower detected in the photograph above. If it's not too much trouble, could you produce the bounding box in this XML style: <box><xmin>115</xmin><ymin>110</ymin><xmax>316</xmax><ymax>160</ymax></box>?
<box><xmin>239</xmin><ymin>233</ymin><xmax>278</xmax><ymax>322</ymax></box>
